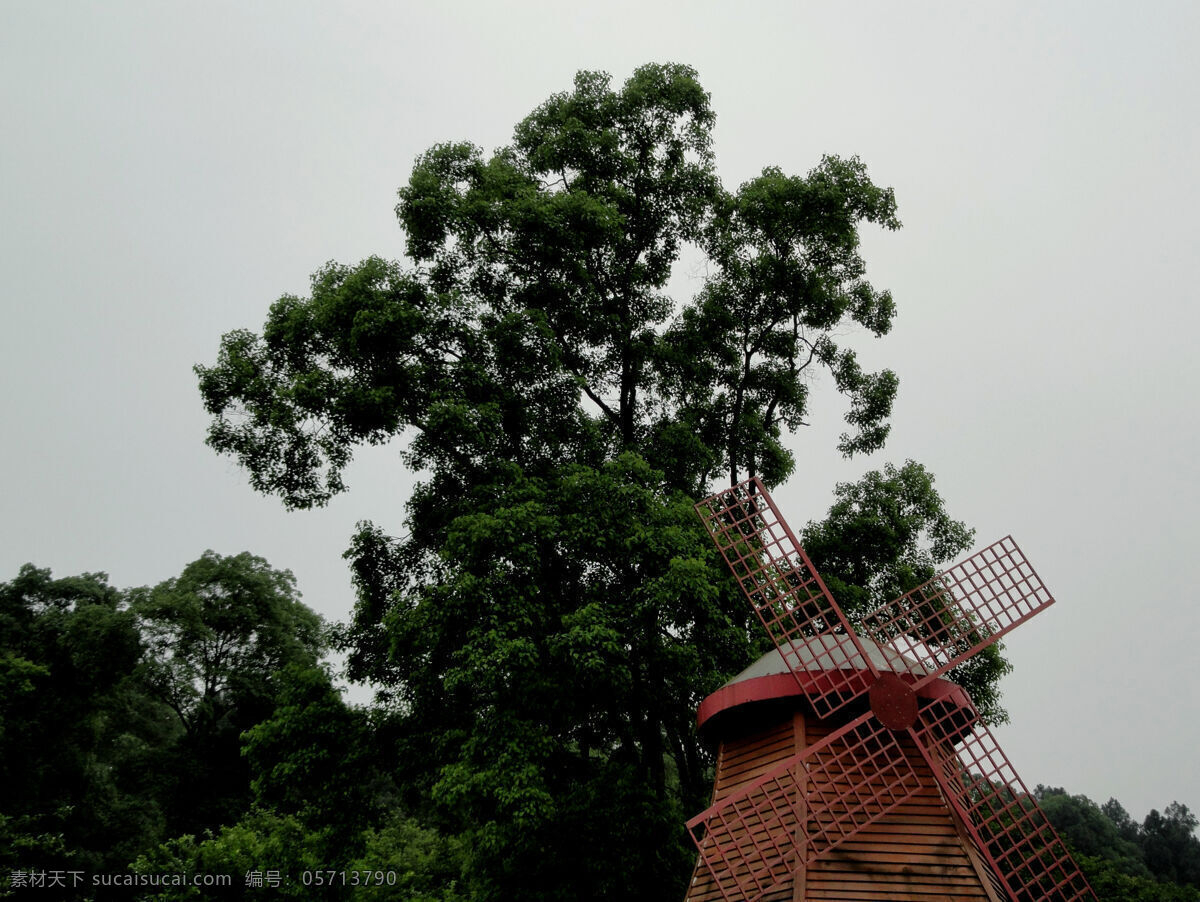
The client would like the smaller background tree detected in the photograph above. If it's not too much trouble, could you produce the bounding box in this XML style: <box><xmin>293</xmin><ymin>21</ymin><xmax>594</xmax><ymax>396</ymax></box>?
<box><xmin>131</xmin><ymin>551</ymin><xmax>323</xmax><ymax>838</ymax></box>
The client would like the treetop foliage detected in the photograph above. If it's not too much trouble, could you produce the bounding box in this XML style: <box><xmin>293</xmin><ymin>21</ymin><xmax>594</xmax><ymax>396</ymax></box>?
<box><xmin>1037</xmin><ymin>787</ymin><xmax>1200</xmax><ymax>900</ymax></box>
<box><xmin>131</xmin><ymin>551</ymin><xmax>322</xmax><ymax>736</ymax></box>
<box><xmin>197</xmin><ymin>63</ymin><xmax>900</xmax><ymax>512</ymax></box>
<box><xmin>0</xmin><ymin>554</ymin><xmax>335</xmax><ymax>888</ymax></box>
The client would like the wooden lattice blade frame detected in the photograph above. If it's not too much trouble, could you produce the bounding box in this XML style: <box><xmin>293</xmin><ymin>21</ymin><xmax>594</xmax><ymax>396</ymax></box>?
<box><xmin>695</xmin><ymin>478</ymin><xmax>880</xmax><ymax>721</ymax></box>
<box><xmin>688</xmin><ymin>711</ymin><xmax>924</xmax><ymax>902</ymax></box>
<box><xmin>859</xmin><ymin>536</ymin><xmax>1057</xmax><ymax>690</ymax></box>
<box><xmin>914</xmin><ymin>697</ymin><xmax>1096</xmax><ymax>901</ymax></box>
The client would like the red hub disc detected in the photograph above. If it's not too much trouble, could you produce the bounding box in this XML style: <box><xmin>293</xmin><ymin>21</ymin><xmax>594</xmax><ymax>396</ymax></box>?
<box><xmin>869</xmin><ymin>672</ymin><xmax>918</xmax><ymax>731</ymax></box>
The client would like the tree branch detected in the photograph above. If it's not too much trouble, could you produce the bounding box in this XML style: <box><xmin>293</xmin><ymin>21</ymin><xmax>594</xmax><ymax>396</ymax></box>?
<box><xmin>578</xmin><ymin>377</ymin><xmax>621</xmax><ymax>427</ymax></box>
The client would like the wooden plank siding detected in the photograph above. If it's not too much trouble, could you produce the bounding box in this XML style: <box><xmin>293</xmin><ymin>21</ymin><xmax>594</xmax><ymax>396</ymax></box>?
<box><xmin>685</xmin><ymin>707</ymin><xmax>801</xmax><ymax>902</ymax></box>
<box><xmin>684</xmin><ymin>707</ymin><xmax>1002</xmax><ymax>902</ymax></box>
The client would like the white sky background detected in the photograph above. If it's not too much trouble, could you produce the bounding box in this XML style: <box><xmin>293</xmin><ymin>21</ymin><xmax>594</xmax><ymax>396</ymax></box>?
<box><xmin>3</xmin><ymin>1</ymin><xmax>1198</xmax><ymax>828</ymax></box>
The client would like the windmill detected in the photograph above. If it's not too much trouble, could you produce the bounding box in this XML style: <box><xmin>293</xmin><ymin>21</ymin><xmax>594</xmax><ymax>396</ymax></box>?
<box><xmin>684</xmin><ymin>477</ymin><xmax>1095</xmax><ymax>902</ymax></box>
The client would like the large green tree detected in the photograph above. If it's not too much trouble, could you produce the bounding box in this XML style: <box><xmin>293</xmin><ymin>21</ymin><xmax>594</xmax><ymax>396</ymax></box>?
<box><xmin>197</xmin><ymin>63</ymin><xmax>991</xmax><ymax>899</ymax></box>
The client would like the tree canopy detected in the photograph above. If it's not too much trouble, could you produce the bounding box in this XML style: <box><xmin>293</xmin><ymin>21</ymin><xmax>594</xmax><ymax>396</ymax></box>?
<box><xmin>6</xmin><ymin>569</ymin><xmax>1195</xmax><ymax>902</ymax></box>
<box><xmin>0</xmin><ymin>565</ymin><xmax>151</xmax><ymax>876</ymax></box>
<box><xmin>1037</xmin><ymin>787</ymin><xmax>1200</xmax><ymax>901</ymax></box>
<box><xmin>194</xmin><ymin>63</ymin><xmax>999</xmax><ymax>898</ymax></box>
<box><xmin>0</xmin><ymin>553</ymin><xmax>337</xmax><ymax>893</ymax></box>
<box><xmin>197</xmin><ymin>64</ymin><xmax>900</xmax><ymax>510</ymax></box>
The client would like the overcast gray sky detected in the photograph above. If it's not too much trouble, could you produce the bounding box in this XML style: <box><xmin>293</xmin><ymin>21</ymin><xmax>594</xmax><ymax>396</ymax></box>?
<box><xmin>3</xmin><ymin>1</ymin><xmax>1198</xmax><ymax>829</ymax></box>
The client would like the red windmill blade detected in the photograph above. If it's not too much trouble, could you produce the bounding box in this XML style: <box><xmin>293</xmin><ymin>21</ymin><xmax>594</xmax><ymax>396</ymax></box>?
<box><xmin>694</xmin><ymin>479</ymin><xmax>883</xmax><ymax>720</ymax></box>
<box><xmin>690</xmin><ymin>476</ymin><xmax>1095</xmax><ymax>902</ymax></box>
<box><xmin>856</xmin><ymin>535</ymin><xmax>1055</xmax><ymax>687</ymax></box>
<box><xmin>915</xmin><ymin>696</ymin><xmax>1096</xmax><ymax>902</ymax></box>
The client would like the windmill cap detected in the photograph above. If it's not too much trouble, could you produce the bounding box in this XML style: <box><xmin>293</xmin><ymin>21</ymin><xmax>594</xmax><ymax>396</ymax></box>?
<box><xmin>727</xmin><ymin>635</ymin><xmax>931</xmax><ymax>684</ymax></box>
<box><xmin>696</xmin><ymin>635</ymin><xmax>970</xmax><ymax>731</ymax></box>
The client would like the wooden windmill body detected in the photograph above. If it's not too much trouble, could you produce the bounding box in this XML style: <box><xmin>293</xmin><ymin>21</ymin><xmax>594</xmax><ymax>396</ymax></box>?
<box><xmin>684</xmin><ymin>640</ymin><xmax>1004</xmax><ymax>901</ymax></box>
<box><xmin>684</xmin><ymin>478</ymin><xmax>1095</xmax><ymax>902</ymax></box>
